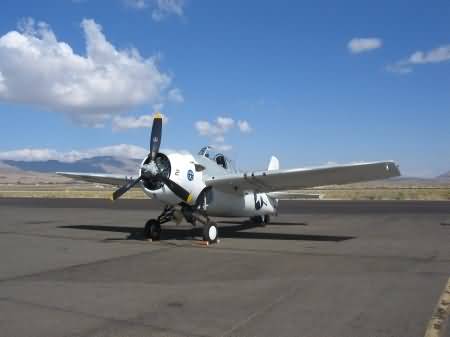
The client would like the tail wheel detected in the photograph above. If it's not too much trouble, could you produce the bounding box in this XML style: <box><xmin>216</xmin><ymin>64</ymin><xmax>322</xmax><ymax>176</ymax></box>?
<box><xmin>144</xmin><ymin>219</ymin><xmax>161</xmax><ymax>241</ymax></box>
<box><xmin>203</xmin><ymin>222</ymin><xmax>218</xmax><ymax>243</ymax></box>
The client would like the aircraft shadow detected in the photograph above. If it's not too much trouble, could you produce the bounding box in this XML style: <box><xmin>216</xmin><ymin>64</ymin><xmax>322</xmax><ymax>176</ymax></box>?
<box><xmin>219</xmin><ymin>220</ymin><xmax>309</xmax><ymax>226</ymax></box>
<box><xmin>60</xmin><ymin>222</ymin><xmax>354</xmax><ymax>242</ymax></box>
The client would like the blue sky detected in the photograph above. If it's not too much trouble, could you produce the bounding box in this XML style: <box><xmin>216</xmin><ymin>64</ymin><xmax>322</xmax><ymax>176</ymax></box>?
<box><xmin>0</xmin><ymin>0</ymin><xmax>449</xmax><ymax>176</ymax></box>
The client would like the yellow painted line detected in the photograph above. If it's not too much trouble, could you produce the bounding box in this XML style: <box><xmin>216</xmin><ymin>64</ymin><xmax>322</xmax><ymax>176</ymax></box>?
<box><xmin>424</xmin><ymin>277</ymin><xmax>450</xmax><ymax>337</ymax></box>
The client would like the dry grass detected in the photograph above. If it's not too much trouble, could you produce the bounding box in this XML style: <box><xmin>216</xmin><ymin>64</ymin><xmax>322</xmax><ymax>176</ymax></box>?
<box><xmin>0</xmin><ymin>184</ymin><xmax>449</xmax><ymax>200</ymax></box>
<box><xmin>0</xmin><ymin>184</ymin><xmax>146</xmax><ymax>199</ymax></box>
<box><xmin>313</xmin><ymin>188</ymin><xmax>450</xmax><ymax>201</ymax></box>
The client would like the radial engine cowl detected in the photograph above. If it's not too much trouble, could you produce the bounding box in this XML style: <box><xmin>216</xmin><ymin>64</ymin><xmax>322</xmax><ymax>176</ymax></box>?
<box><xmin>140</xmin><ymin>153</ymin><xmax>171</xmax><ymax>190</ymax></box>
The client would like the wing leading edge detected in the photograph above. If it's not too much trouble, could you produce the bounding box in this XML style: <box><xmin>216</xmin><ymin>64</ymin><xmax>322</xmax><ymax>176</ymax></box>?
<box><xmin>57</xmin><ymin>172</ymin><xmax>137</xmax><ymax>186</ymax></box>
<box><xmin>206</xmin><ymin>161</ymin><xmax>400</xmax><ymax>193</ymax></box>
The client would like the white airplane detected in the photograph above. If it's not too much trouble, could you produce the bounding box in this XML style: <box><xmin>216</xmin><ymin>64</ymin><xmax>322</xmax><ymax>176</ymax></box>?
<box><xmin>58</xmin><ymin>113</ymin><xmax>401</xmax><ymax>243</ymax></box>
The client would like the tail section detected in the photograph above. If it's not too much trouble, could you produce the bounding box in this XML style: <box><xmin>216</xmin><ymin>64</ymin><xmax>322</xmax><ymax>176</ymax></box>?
<box><xmin>268</xmin><ymin>156</ymin><xmax>279</xmax><ymax>171</ymax></box>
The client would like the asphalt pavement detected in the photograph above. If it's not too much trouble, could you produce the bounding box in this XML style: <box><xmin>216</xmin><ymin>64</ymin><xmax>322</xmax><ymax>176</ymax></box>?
<box><xmin>0</xmin><ymin>198</ymin><xmax>449</xmax><ymax>337</ymax></box>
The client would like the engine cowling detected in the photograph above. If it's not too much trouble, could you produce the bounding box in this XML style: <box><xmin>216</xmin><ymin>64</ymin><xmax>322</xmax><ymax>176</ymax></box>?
<box><xmin>140</xmin><ymin>153</ymin><xmax>171</xmax><ymax>191</ymax></box>
<box><xmin>140</xmin><ymin>151</ymin><xmax>206</xmax><ymax>205</ymax></box>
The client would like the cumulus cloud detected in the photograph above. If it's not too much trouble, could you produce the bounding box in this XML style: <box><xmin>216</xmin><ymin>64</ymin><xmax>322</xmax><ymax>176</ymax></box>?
<box><xmin>125</xmin><ymin>0</ymin><xmax>148</xmax><ymax>9</ymax></box>
<box><xmin>407</xmin><ymin>44</ymin><xmax>450</xmax><ymax>64</ymax></box>
<box><xmin>214</xmin><ymin>144</ymin><xmax>232</xmax><ymax>152</ymax></box>
<box><xmin>387</xmin><ymin>43</ymin><xmax>450</xmax><ymax>74</ymax></box>
<box><xmin>0</xmin><ymin>144</ymin><xmax>148</xmax><ymax>162</ymax></box>
<box><xmin>167</xmin><ymin>88</ymin><xmax>184</xmax><ymax>103</ymax></box>
<box><xmin>385</xmin><ymin>63</ymin><xmax>413</xmax><ymax>74</ymax></box>
<box><xmin>195</xmin><ymin>118</ymin><xmax>233</xmax><ymax>137</ymax></box>
<box><xmin>348</xmin><ymin>37</ymin><xmax>382</xmax><ymax>54</ymax></box>
<box><xmin>125</xmin><ymin>0</ymin><xmax>185</xmax><ymax>21</ymax></box>
<box><xmin>152</xmin><ymin>0</ymin><xmax>185</xmax><ymax>21</ymax></box>
<box><xmin>112</xmin><ymin>113</ymin><xmax>168</xmax><ymax>131</ymax></box>
<box><xmin>237</xmin><ymin>120</ymin><xmax>252</xmax><ymax>133</ymax></box>
<box><xmin>0</xmin><ymin>18</ymin><xmax>175</xmax><ymax>126</ymax></box>
<box><xmin>194</xmin><ymin>116</ymin><xmax>252</xmax><ymax>151</ymax></box>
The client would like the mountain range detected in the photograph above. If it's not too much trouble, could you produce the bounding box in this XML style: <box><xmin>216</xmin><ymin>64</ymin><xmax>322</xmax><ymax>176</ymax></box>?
<box><xmin>0</xmin><ymin>156</ymin><xmax>141</xmax><ymax>184</ymax></box>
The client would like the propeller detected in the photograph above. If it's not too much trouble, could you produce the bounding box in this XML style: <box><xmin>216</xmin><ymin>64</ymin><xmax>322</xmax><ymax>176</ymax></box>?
<box><xmin>111</xmin><ymin>113</ymin><xmax>193</xmax><ymax>203</ymax></box>
<box><xmin>111</xmin><ymin>176</ymin><xmax>142</xmax><ymax>201</ymax></box>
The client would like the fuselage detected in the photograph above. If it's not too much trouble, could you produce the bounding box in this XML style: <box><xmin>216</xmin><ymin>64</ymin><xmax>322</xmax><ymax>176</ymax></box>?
<box><xmin>139</xmin><ymin>149</ymin><xmax>277</xmax><ymax>217</ymax></box>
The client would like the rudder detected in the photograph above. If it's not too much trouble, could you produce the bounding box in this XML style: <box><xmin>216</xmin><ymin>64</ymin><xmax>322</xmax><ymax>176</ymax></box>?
<box><xmin>268</xmin><ymin>156</ymin><xmax>279</xmax><ymax>171</ymax></box>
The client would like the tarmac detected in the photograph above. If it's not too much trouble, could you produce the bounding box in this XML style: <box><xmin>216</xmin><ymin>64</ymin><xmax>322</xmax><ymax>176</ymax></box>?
<box><xmin>0</xmin><ymin>198</ymin><xmax>449</xmax><ymax>337</ymax></box>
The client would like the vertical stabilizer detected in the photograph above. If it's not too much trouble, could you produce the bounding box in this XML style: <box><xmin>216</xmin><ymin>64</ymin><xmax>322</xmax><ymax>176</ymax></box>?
<box><xmin>268</xmin><ymin>156</ymin><xmax>279</xmax><ymax>171</ymax></box>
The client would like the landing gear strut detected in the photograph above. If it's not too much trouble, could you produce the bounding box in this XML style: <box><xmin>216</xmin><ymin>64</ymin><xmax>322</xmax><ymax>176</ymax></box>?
<box><xmin>143</xmin><ymin>205</ymin><xmax>175</xmax><ymax>241</ymax></box>
<box><xmin>143</xmin><ymin>205</ymin><xmax>219</xmax><ymax>243</ymax></box>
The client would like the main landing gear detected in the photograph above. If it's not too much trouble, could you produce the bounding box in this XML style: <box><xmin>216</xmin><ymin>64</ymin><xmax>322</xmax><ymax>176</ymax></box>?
<box><xmin>250</xmin><ymin>215</ymin><xmax>270</xmax><ymax>226</ymax></box>
<box><xmin>144</xmin><ymin>219</ymin><xmax>161</xmax><ymax>241</ymax></box>
<box><xmin>143</xmin><ymin>205</ymin><xmax>218</xmax><ymax>244</ymax></box>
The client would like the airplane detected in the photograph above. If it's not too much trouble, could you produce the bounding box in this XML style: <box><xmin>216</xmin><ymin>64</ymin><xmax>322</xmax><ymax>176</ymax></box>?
<box><xmin>58</xmin><ymin>113</ymin><xmax>401</xmax><ymax>243</ymax></box>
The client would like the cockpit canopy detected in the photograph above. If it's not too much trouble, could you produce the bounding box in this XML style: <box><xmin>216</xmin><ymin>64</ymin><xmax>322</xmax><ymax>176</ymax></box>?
<box><xmin>198</xmin><ymin>146</ymin><xmax>232</xmax><ymax>170</ymax></box>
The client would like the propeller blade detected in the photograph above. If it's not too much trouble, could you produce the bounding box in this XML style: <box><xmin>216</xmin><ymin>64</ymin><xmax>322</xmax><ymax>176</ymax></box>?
<box><xmin>159</xmin><ymin>175</ymin><xmax>193</xmax><ymax>204</ymax></box>
<box><xmin>111</xmin><ymin>176</ymin><xmax>142</xmax><ymax>201</ymax></box>
<box><xmin>149</xmin><ymin>112</ymin><xmax>163</xmax><ymax>161</ymax></box>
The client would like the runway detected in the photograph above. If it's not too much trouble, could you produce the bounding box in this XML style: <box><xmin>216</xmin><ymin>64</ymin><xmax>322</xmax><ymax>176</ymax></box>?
<box><xmin>0</xmin><ymin>198</ymin><xmax>449</xmax><ymax>337</ymax></box>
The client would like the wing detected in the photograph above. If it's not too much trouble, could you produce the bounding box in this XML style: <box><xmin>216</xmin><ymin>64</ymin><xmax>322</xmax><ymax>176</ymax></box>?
<box><xmin>57</xmin><ymin>172</ymin><xmax>137</xmax><ymax>186</ymax></box>
<box><xmin>206</xmin><ymin>161</ymin><xmax>400</xmax><ymax>193</ymax></box>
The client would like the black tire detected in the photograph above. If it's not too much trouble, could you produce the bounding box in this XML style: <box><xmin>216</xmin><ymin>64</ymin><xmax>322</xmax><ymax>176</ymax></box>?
<box><xmin>250</xmin><ymin>216</ymin><xmax>263</xmax><ymax>225</ymax></box>
<box><xmin>144</xmin><ymin>219</ymin><xmax>161</xmax><ymax>241</ymax></box>
<box><xmin>263</xmin><ymin>215</ymin><xmax>270</xmax><ymax>224</ymax></box>
<box><xmin>203</xmin><ymin>222</ymin><xmax>218</xmax><ymax>243</ymax></box>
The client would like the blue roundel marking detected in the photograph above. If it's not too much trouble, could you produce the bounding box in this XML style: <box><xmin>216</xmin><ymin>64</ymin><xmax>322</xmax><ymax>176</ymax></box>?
<box><xmin>187</xmin><ymin>169</ymin><xmax>194</xmax><ymax>181</ymax></box>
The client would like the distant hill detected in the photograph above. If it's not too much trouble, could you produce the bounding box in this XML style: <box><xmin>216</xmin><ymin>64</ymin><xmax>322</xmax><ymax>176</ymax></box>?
<box><xmin>1</xmin><ymin>156</ymin><xmax>141</xmax><ymax>175</ymax></box>
<box><xmin>0</xmin><ymin>156</ymin><xmax>142</xmax><ymax>185</ymax></box>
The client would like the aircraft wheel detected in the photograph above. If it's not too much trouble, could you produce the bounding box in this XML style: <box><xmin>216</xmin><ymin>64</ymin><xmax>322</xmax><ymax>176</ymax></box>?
<box><xmin>263</xmin><ymin>215</ymin><xmax>270</xmax><ymax>224</ymax></box>
<box><xmin>203</xmin><ymin>222</ymin><xmax>218</xmax><ymax>243</ymax></box>
<box><xmin>250</xmin><ymin>216</ymin><xmax>264</xmax><ymax>225</ymax></box>
<box><xmin>144</xmin><ymin>219</ymin><xmax>161</xmax><ymax>241</ymax></box>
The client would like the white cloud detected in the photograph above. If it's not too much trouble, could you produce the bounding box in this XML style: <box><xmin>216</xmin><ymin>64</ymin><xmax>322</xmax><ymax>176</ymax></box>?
<box><xmin>0</xmin><ymin>71</ymin><xmax>5</xmax><ymax>94</ymax></box>
<box><xmin>167</xmin><ymin>87</ymin><xmax>184</xmax><ymax>103</ymax></box>
<box><xmin>214</xmin><ymin>144</ymin><xmax>232</xmax><ymax>152</ymax></box>
<box><xmin>385</xmin><ymin>63</ymin><xmax>412</xmax><ymax>74</ymax></box>
<box><xmin>112</xmin><ymin>113</ymin><xmax>168</xmax><ymax>131</ymax></box>
<box><xmin>213</xmin><ymin>136</ymin><xmax>225</xmax><ymax>143</ymax></box>
<box><xmin>195</xmin><ymin>117</ymin><xmax>233</xmax><ymax>137</ymax></box>
<box><xmin>348</xmin><ymin>37</ymin><xmax>382</xmax><ymax>54</ymax></box>
<box><xmin>0</xmin><ymin>18</ymin><xmax>175</xmax><ymax>126</ymax></box>
<box><xmin>237</xmin><ymin>120</ymin><xmax>252</xmax><ymax>133</ymax></box>
<box><xmin>387</xmin><ymin>43</ymin><xmax>450</xmax><ymax>74</ymax></box>
<box><xmin>216</xmin><ymin>117</ymin><xmax>234</xmax><ymax>131</ymax></box>
<box><xmin>125</xmin><ymin>0</ymin><xmax>148</xmax><ymax>9</ymax></box>
<box><xmin>125</xmin><ymin>0</ymin><xmax>185</xmax><ymax>21</ymax></box>
<box><xmin>0</xmin><ymin>144</ymin><xmax>148</xmax><ymax>162</ymax></box>
<box><xmin>194</xmin><ymin>116</ymin><xmax>252</xmax><ymax>151</ymax></box>
<box><xmin>407</xmin><ymin>44</ymin><xmax>450</xmax><ymax>64</ymax></box>
<box><xmin>152</xmin><ymin>0</ymin><xmax>185</xmax><ymax>21</ymax></box>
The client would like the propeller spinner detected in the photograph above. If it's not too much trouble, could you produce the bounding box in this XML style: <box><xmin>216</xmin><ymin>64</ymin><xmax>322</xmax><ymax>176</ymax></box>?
<box><xmin>111</xmin><ymin>113</ymin><xmax>193</xmax><ymax>203</ymax></box>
